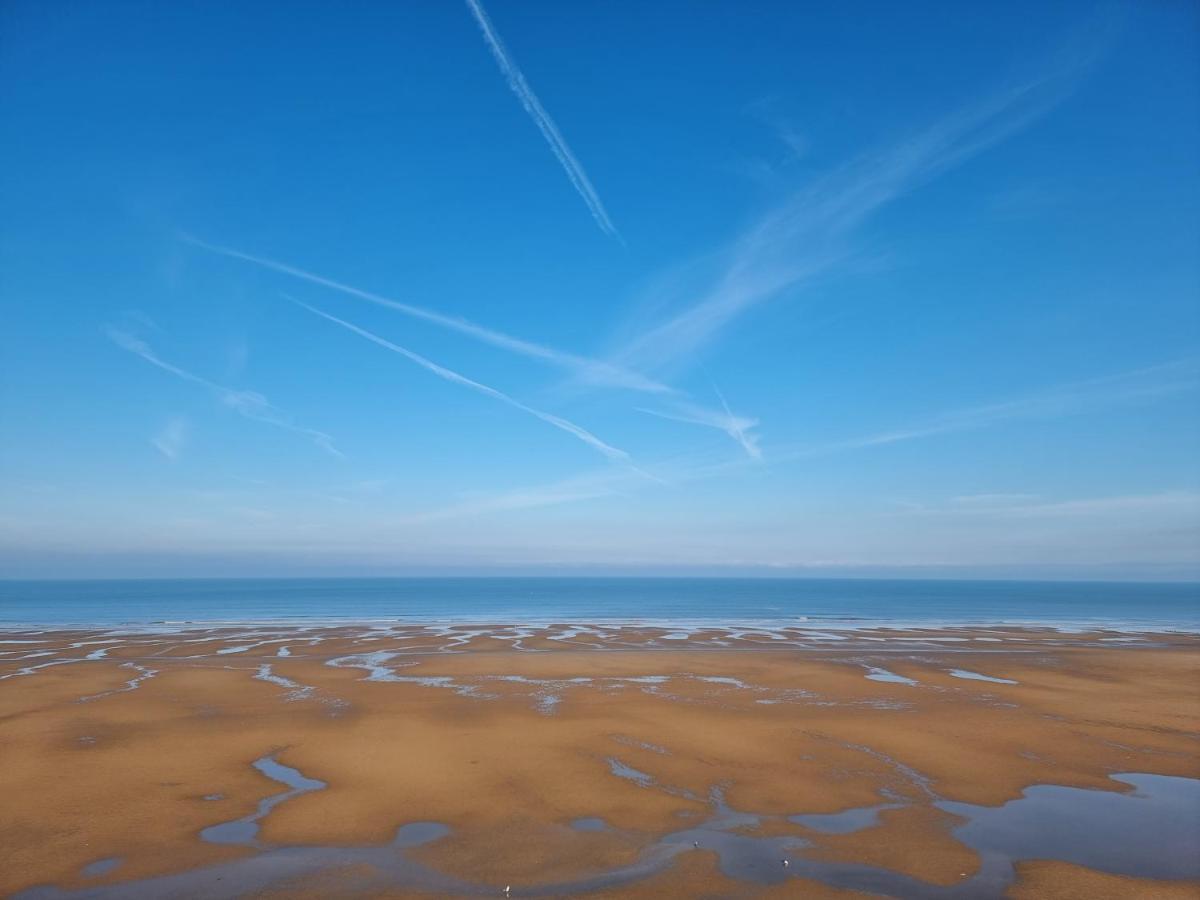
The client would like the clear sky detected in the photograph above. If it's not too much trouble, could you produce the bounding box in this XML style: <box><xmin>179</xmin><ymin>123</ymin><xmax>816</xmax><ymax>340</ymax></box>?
<box><xmin>1</xmin><ymin>0</ymin><xmax>1198</xmax><ymax>579</ymax></box>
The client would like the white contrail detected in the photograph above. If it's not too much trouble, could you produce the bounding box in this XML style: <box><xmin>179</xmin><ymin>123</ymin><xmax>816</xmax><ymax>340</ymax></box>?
<box><xmin>186</xmin><ymin>237</ymin><xmax>767</xmax><ymax>457</ymax></box>
<box><xmin>464</xmin><ymin>0</ymin><xmax>620</xmax><ymax>240</ymax></box>
<box><xmin>293</xmin><ymin>300</ymin><xmax>631</xmax><ymax>463</ymax></box>
<box><xmin>107</xmin><ymin>328</ymin><xmax>341</xmax><ymax>457</ymax></box>
<box><xmin>184</xmin><ymin>237</ymin><xmax>667</xmax><ymax>394</ymax></box>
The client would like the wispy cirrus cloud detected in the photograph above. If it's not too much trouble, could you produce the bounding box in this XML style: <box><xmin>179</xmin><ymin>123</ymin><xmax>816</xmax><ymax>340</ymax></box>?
<box><xmin>950</xmin><ymin>493</ymin><xmax>1040</xmax><ymax>507</ymax></box>
<box><xmin>152</xmin><ymin>416</ymin><xmax>189</xmax><ymax>460</ymax></box>
<box><xmin>182</xmin><ymin>22</ymin><xmax>1104</xmax><ymax>466</ymax></box>
<box><xmin>998</xmin><ymin>491</ymin><xmax>1200</xmax><ymax>519</ymax></box>
<box><xmin>292</xmin><ymin>299</ymin><xmax>632</xmax><ymax>464</ymax></box>
<box><xmin>398</xmin><ymin>470</ymin><xmax>628</xmax><ymax>524</ymax></box>
<box><xmin>638</xmin><ymin>386</ymin><xmax>762</xmax><ymax>460</ymax></box>
<box><xmin>463</xmin><ymin>0</ymin><xmax>620</xmax><ymax>241</ymax></box>
<box><xmin>887</xmin><ymin>490</ymin><xmax>1200</xmax><ymax>521</ymax></box>
<box><xmin>411</xmin><ymin>357</ymin><xmax>1200</xmax><ymax>521</ymax></box>
<box><xmin>609</xmin><ymin>27</ymin><xmax>1110</xmax><ymax>377</ymax></box>
<box><xmin>108</xmin><ymin>328</ymin><xmax>341</xmax><ymax>458</ymax></box>
<box><xmin>822</xmin><ymin>359</ymin><xmax>1200</xmax><ymax>455</ymax></box>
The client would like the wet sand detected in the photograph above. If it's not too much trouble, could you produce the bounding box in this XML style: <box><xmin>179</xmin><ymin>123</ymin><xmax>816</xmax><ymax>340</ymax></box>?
<box><xmin>1</xmin><ymin>623</ymin><xmax>1197</xmax><ymax>898</ymax></box>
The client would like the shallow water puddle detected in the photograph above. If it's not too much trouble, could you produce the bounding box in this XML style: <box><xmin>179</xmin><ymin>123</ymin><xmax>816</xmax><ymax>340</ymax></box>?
<box><xmin>863</xmin><ymin>666</ymin><xmax>918</xmax><ymax>685</ymax></box>
<box><xmin>940</xmin><ymin>773</ymin><xmax>1200</xmax><ymax>880</ymax></box>
<box><xmin>252</xmin><ymin>663</ymin><xmax>316</xmax><ymax>701</ymax></box>
<box><xmin>79</xmin><ymin>858</ymin><xmax>121</xmax><ymax>878</ymax></box>
<box><xmin>12</xmin><ymin>770</ymin><xmax>1200</xmax><ymax>899</ymax></box>
<box><xmin>392</xmin><ymin>821</ymin><xmax>453</xmax><ymax>847</ymax></box>
<box><xmin>947</xmin><ymin>668</ymin><xmax>1018</xmax><ymax>684</ymax></box>
<box><xmin>570</xmin><ymin>817</ymin><xmax>609</xmax><ymax>832</ymax></box>
<box><xmin>606</xmin><ymin>757</ymin><xmax>655</xmax><ymax>788</ymax></box>
<box><xmin>789</xmin><ymin>802</ymin><xmax>903</xmax><ymax>834</ymax></box>
<box><xmin>77</xmin><ymin>662</ymin><xmax>157</xmax><ymax>703</ymax></box>
<box><xmin>326</xmin><ymin>650</ymin><xmax>421</xmax><ymax>683</ymax></box>
<box><xmin>200</xmin><ymin>755</ymin><xmax>326</xmax><ymax>846</ymax></box>
<box><xmin>611</xmin><ymin>735</ymin><xmax>670</xmax><ymax>756</ymax></box>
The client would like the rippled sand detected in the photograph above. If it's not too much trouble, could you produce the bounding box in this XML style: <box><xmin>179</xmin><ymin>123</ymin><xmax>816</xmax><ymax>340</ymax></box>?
<box><xmin>1</xmin><ymin>624</ymin><xmax>1197</xmax><ymax>898</ymax></box>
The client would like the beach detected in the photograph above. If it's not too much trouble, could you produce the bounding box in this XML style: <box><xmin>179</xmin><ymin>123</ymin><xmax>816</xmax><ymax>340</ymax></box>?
<box><xmin>1</xmin><ymin>622</ymin><xmax>1198</xmax><ymax>898</ymax></box>
<box><xmin>6</xmin><ymin>0</ymin><xmax>1199</xmax><ymax>893</ymax></box>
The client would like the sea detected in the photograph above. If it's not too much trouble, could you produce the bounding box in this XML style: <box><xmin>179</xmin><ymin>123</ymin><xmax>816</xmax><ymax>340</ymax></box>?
<box><xmin>0</xmin><ymin>577</ymin><xmax>1197</xmax><ymax>630</ymax></box>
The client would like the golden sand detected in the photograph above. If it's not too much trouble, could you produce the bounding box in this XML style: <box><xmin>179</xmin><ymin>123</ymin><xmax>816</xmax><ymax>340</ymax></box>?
<box><xmin>0</xmin><ymin>625</ymin><xmax>1197</xmax><ymax>897</ymax></box>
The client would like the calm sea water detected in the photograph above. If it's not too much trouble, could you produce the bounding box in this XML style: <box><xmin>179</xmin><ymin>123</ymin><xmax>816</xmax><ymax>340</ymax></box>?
<box><xmin>0</xmin><ymin>578</ymin><xmax>1197</xmax><ymax>629</ymax></box>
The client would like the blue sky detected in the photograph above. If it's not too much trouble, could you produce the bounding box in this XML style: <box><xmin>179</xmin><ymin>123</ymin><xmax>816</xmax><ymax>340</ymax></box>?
<box><xmin>1</xmin><ymin>0</ymin><xmax>1197</xmax><ymax>578</ymax></box>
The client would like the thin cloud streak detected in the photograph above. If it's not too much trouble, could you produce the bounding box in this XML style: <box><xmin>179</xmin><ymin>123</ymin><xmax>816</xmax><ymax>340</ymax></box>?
<box><xmin>637</xmin><ymin>390</ymin><xmax>762</xmax><ymax>460</ymax></box>
<box><xmin>826</xmin><ymin>359</ymin><xmax>1200</xmax><ymax>454</ymax></box>
<box><xmin>107</xmin><ymin>328</ymin><xmax>341</xmax><ymax>457</ymax></box>
<box><xmin>999</xmin><ymin>491</ymin><xmax>1200</xmax><ymax>519</ymax></box>
<box><xmin>611</xmin><ymin>27</ymin><xmax>1108</xmax><ymax>375</ymax></box>
<box><xmin>951</xmin><ymin>493</ymin><xmax>1040</xmax><ymax>506</ymax></box>
<box><xmin>293</xmin><ymin>300</ymin><xmax>631</xmax><ymax>464</ymax></box>
<box><xmin>187</xmin><ymin>237</ymin><xmax>767</xmax><ymax>458</ymax></box>
<box><xmin>713</xmin><ymin>385</ymin><xmax>762</xmax><ymax>460</ymax></box>
<box><xmin>152</xmin><ymin>416</ymin><xmax>189</xmax><ymax>460</ymax></box>
<box><xmin>185</xmin><ymin>237</ymin><xmax>669</xmax><ymax>394</ymax></box>
<box><xmin>464</xmin><ymin>0</ymin><xmax>620</xmax><ymax>240</ymax></box>
<box><xmin>885</xmin><ymin>490</ymin><xmax>1200</xmax><ymax>520</ymax></box>
<box><xmin>418</xmin><ymin>357</ymin><xmax>1200</xmax><ymax>521</ymax></box>
<box><xmin>399</xmin><ymin>471</ymin><xmax>625</xmax><ymax>524</ymax></box>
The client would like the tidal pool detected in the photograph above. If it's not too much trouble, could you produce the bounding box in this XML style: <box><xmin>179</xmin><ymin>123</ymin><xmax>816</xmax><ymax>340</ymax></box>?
<box><xmin>13</xmin><ymin>768</ymin><xmax>1199</xmax><ymax>899</ymax></box>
